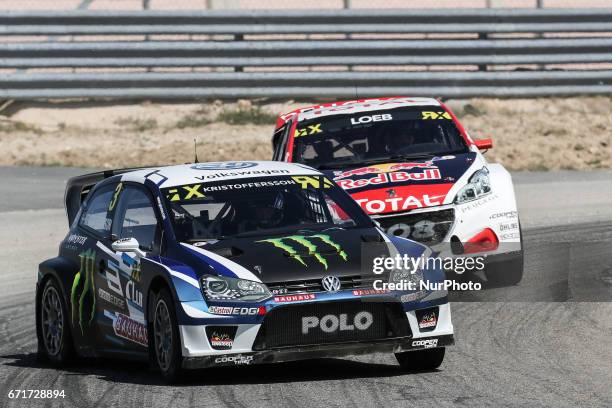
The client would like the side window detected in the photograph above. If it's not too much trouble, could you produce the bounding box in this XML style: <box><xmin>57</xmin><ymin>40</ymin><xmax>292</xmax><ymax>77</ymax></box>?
<box><xmin>272</xmin><ymin>124</ymin><xmax>287</xmax><ymax>161</ymax></box>
<box><xmin>273</xmin><ymin>121</ymin><xmax>293</xmax><ymax>161</ymax></box>
<box><xmin>79</xmin><ymin>184</ymin><xmax>116</xmax><ymax>238</ymax></box>
<box><xmin>112</xmin><ymin>186</ymin><xmax>160</xmax><ymax>251</ymax></box>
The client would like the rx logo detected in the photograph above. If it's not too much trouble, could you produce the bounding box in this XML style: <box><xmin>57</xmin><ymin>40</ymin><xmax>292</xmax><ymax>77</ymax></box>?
<box><xmin>166</xmin><ymin>184</ymin><xmax>205</xmax><ymax>201</ymax></box>
<box><xmin>294</xmin><ymin>123</ymin><xmax>322</xmax><ymax>137</ymax></box>
<box><xmin>321</xmin><ymin>276</ymin><xmax>341</xmax><ymax>292</ymax></box>
<box><xmin>421</xmin><ymin>111</ymin><xmax>452</xmax><ymax>120</ymax></box>
<box><xmin>257</xmin><ymin>234</ymin><xmax>348</xmax><ymax>269</ymax></box>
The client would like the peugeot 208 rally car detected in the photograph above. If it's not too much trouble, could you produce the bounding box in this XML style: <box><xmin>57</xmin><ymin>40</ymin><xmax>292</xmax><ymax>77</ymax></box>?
<box><xmin>36</xmin><ymin>161</ymin><xmax>453</xmax><ymax>382</ymax></box>
<box><xmin>273</xmin><ymin>97</ymin><xmax>523</xmax><ymax>285</ymax></box>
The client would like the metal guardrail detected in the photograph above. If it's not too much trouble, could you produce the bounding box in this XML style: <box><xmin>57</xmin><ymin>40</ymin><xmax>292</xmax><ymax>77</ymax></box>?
<box><xmin>1</xmin><ymin>8</ymin><xmax>611</xmax><ymax>99</ymax></box>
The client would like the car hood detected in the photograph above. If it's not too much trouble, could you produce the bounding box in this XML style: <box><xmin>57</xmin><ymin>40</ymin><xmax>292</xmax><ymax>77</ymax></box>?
<box><xmin>181</xmin><ymin>227</ymin><xmax>426</xmax><ymax>283</ymax></box>
<box><xmin>325</xmin><ymin>152</ymin><xmax>477</xmax><ymax>215</ymax></box>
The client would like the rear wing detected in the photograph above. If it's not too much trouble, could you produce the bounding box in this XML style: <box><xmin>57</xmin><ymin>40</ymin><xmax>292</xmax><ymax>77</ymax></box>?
<box><xmin>64</xmin><ymin>167</ymin><xmax>151</xmax><ymax>226</ymax></box>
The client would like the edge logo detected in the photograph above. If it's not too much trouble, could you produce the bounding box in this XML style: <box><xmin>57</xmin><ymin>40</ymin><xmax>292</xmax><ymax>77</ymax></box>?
<box><xmin>257</xmin><ymin>234</ymin><xmax>348</xmax><ymax>269</ymax></box>
<box><xmin>191</xmin><ymin>162</ymin><xmax>257</xmax><ymax>170</ymax></box>
<box><xmin>208</xmin><ymin>306</ymin><xmax>265</xmax><ymax>316</ymax></box>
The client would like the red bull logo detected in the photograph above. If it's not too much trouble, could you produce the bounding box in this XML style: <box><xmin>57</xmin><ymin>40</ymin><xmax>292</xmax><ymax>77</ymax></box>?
<box><xmin>334</xmin><ymin>162</ymin><xmax>436</xmax><ymax>180</ymax></box>
<box><xmin>337</xmin><ymin>168</ymin><xmax>441</xmax><ymax>190</ymax></box>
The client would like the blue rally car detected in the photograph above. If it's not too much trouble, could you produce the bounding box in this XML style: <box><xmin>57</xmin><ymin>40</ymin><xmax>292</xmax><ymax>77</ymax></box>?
<box><xmin>36</xmin><ymin>161</ymin><xmax>454</xmax><ymax>382</ymax></box>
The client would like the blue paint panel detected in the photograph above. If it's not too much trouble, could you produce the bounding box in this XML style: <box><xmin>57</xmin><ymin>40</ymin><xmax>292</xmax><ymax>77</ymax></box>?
<box><xmin>181</xmin><ymin>245</ymin><xmax>240</xmax><ymax>279</ymax></box>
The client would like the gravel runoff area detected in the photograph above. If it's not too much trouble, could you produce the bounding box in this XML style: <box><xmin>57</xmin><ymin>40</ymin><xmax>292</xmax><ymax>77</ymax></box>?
<box><xmin>0</xmin><ymin>97</ymin><xmax>610</xmax><ymax>171</ymax></box>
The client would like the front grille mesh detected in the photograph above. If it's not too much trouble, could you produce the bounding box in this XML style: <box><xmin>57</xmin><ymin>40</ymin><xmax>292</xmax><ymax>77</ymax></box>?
<box><xmin>267</xmin><ymin>274</ymin><xmax>377</xmax><ymax>296</ymax></box>
<box><xmin>253</xmin><ymin>300</ymin><xmax>410</xmax><ymax>350</ymax></box>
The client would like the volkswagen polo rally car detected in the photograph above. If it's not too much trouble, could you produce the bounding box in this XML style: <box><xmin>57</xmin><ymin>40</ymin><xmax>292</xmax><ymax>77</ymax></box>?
<box><xmin>273</xmin><ymin>97</ymin><xmax>523</xmax><ymax>285</ymax></box>
<box><xmin>36</xmin><ymin>161</ymin><xmax>453</xmax><ymax>382</ymax></box>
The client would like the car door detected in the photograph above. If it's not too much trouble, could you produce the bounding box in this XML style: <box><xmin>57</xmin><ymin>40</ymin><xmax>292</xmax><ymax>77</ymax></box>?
<box><xmin>67</xmin><ymin>181</ymin><xmax>119</xmax><ymax>353</ymax></box>
<box><xmin>100</xmin><ymin>183</ymin><xmax>162</xmax><ymax>353</ymax></box>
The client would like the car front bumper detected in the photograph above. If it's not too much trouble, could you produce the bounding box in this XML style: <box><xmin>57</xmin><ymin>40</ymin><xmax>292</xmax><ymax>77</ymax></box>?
<box><xmin>178</xmin><ymin>302</ymin><xmax>454</xmax><ymax>368</ymax></box>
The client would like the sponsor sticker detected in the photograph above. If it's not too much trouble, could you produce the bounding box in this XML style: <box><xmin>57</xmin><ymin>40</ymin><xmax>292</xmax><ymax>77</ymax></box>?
<box><xmin>418</xmin><ymin>312</ymin><xmax>438</xmax><ymax>330</ymax></box>
<box><xmin>490</xmin><ymin>211</ymin><xmax>518</xmax><ymax>220</ymax></box>
<box><xmin>334</xmin><ymin>162</ymin><xmax>436</xmax><ymax>180</ymax></box>
<box><xmin>400</xmin><ymin>290</ymin><xmax>427</xmax><ymax>303</ymax></box>
<box><xmin>208</xmin><ymin>306</ymin><xmax>265</xmax><ymax>316</ymax></box>
<box><xmin>113</xmin><ymin>313</ymin><xmax>148</xmax><ymax>347</ymax></box>
<box><xmin>412</xmin><ymin>338</ymin><xmax>438</xmax><ymax>348</ymax></box>
<box><xmin>210</xmin><ymin>334</ymin><xmax>233</xmax><ymax>349</ymax></box>
<box><xmin>98</xmin><ymin>288</ymin><xmax>125</xmax><ymax>309</ymax></box>
<box><xmin>214</xmin><ymin>354</ymin><xmax>254</xmax><ymax>365</ymax></box>
<box><xmin>274</xmin><ymin>294</ymin><xmax>316</xmax><ymax>303</ymax></box>
<box><xmin>499</xmin><ymin>222</ymin><xmax>519</xmax><ymax>232</ymax></box>
<box><xmin>352</xmin><ymin>289</ymin><xmax>390</xmax><ymax>296</ymax></box>
<box><xmin>336</xmin><ymin>169</ymin><xmax>442</xmax><ymax>190</ymax></box>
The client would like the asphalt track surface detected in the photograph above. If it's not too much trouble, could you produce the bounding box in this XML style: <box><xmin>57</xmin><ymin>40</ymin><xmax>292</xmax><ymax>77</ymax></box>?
<box><xmin>0</xmin><ymin>167</ymin><xmax>611</xmax><ymax>408</ymax></box>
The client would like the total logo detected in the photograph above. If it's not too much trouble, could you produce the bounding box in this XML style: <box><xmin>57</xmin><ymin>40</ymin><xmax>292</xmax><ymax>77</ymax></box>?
<box><xmin>302</xmin><ymin>311</ymin><xmax>373</xmax><ymax>334</ymax></box>
<box><xmin>336</xmin><ymin>168</ymin><xmax>441</xmax><ymax>190</ymax></box>
<box><xmin>208</xmin><ymin>306</ymin><xmax>266</xmax><ymax>316</ymax></box>
<box><xmin>412</xmin><ymin>338</ymin><xmax>438</xmax><ymax>348</ymax></box>
<box><xmin>191</xmin><ymin>162</ymin><xmax>257</xmax><ymax>171</ymax></box>
<box><xmin>355</xmin><ymin>195</ymin><xmax>442</xmax><ymax>214</ymax></box>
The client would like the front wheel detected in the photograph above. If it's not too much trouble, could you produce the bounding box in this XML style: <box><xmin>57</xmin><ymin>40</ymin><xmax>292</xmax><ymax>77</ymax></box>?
<box><xmin>395</xmin><ymin>347</ymin><xmax>445</xmax><ymax>371</ymax></box>
<box><xmin>152</xmin><ymin>288</ymin><xmax>183</xmax><ymax>383</ymax></box>
<box><xmin>37</xmin><ymin>278</ymin><xmax>74</xmax><ymax>365</ymax></box>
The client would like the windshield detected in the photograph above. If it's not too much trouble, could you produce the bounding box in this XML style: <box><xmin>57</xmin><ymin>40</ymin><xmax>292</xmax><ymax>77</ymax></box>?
<box><xmin>292</xmin><ymin>107</ymin><xmax>469</xmax><ymax>169</ymax></box>
<box><xmin>162</xmin><ymin>175</ymin><xmax>373</xmax><ymax>241</ymax></box>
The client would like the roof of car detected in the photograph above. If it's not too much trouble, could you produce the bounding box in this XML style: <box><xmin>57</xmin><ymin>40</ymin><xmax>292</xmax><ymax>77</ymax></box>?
<box><xmin>277</xmin><ymin>96</ymin><xmax>441</xmax><ymax>126</ymax></box>
<box><xmin>120</xmin><ymin>161</ymin><xmax>322</xmax><ymax>188</ymax></box>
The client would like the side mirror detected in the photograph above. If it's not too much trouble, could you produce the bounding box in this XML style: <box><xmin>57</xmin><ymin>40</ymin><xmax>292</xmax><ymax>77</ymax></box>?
<box><xmin>112</xmin><ymin>237</ymin><xmax>146</xmax><ymax>258</ymax></box>
<box><xmin>474</xmin><ymin>138</ymin><xmax>493</xmax><ymax>150</ymax></box>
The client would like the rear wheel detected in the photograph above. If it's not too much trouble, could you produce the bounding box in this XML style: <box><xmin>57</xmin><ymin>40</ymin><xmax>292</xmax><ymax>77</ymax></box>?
<box><xmin>395</xmin><ymin>347</ymin><xmax>445</xmax><ymax>371</ymax></box>
<box><xmin>485</xmin><ymin>253</ymin><xmax>524</xmax><ymax>286</ymax></box>
<box><xmin>37</xmin><ymin>278</ymin><xmax>74</xmax><ymax>365</ymax></box>
<box><xmin>153</xmin><ymin>288</ymin><xmax>183</xmax><ymax>383</ymax></box>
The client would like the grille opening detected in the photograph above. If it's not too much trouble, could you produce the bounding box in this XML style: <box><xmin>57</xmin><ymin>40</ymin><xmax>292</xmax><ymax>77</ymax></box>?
<box><xmin>253</xmin><ymin>300</ymin><xmax>410</xmax><ymax>350</ymax></box>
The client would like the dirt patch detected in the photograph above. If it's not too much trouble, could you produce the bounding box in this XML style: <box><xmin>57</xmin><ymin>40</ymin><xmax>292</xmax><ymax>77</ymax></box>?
<box><xmin>0</xmin><ymin>97</ymin><xmax>610</xmax><ymax>171</ymax></box>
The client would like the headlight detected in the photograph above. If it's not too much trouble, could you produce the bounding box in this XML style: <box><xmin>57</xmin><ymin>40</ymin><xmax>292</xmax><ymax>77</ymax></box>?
<box><xmin>200</xmin><ymin>275</ymin><xmax>272</xmax><ymax>302</ymax></box>
<box><xmin>389</xmin><ymin>267</ymin><xmax>424</xmax><ymax>290</ymax></box>
<box><xmin>454</xmin><ymin>168</ymin><xmax>491</xmax><ymax>204</ymax></box>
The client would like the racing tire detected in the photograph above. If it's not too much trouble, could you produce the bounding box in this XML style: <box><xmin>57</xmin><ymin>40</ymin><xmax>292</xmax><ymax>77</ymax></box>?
<box><xmin>36</xmin><ymin>278</ymin><xmax>74</xmax><ymax>365</ymax></box>
<box><xmin>395</xmin><ymin>347</ymin><xmax>445</xmax><ymax>371</ymax></box>
<box><xmin>152</xmin><ymin>288</ymin><xmax>184</xmax><ymax>383</ymax></box>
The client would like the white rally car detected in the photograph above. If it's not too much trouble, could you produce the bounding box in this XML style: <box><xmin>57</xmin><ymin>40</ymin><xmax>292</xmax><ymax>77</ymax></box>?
<box><xmin>273</xmin><ymin>97</ymin><xmax>523</xmax><ymax>284</ymax></box>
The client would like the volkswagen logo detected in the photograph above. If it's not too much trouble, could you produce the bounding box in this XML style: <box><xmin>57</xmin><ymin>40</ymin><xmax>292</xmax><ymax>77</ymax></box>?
<box><xmin>321</xmin><ymin>276</ymin><xmax>341</xmax><ymax>292</ymax></box>
<box><xmin>191</xmin><ymin>162</ymin><xmax>257</xmax><ymax>171</ymax></box>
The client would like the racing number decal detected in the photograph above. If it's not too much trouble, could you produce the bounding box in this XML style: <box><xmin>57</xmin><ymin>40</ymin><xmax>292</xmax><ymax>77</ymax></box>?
<box><xmin>421</xmin><ymin>111</ymin><xmax>451</xmax><ymax>120</ymax></box>
<box><xmin>291</xmin><ymin>176</ymin><xmax>333</xmax><ymax>189</ymax></box>
<box><xmin>108</xmin><ymin>183</ymin><xmax>123</xmax><ymax>211</ymax></box>
<box><xmin>294</xmin><ymin>123</ymin><xmax>322</xmax><ymax>137</ymax></box>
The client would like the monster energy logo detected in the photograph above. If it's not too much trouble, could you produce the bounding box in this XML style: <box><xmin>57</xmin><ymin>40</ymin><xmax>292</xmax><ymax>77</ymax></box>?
<box><xmin>257</xmin><ymin>234</ymin><xmax>348</xmax><ymax>269</ymax></box>
<box><xmin>71</xmin><ymin>249</ymin><xmax>96</xmax><ymax>334</ymax></box>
